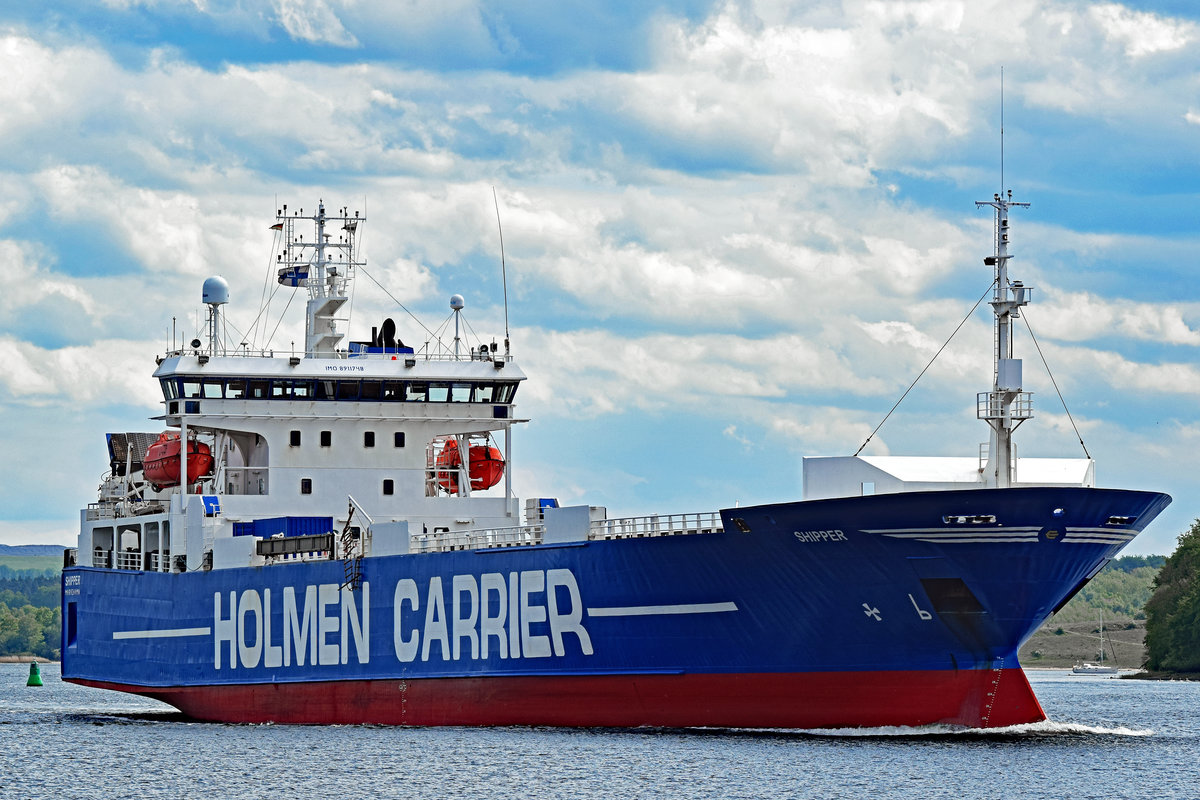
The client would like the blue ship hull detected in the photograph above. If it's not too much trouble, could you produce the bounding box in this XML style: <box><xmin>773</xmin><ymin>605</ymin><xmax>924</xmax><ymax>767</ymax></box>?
<box><xmin>61</xmin><ymin>486</ymin><xmax>1170</xmax><ymax>728</ymax></box>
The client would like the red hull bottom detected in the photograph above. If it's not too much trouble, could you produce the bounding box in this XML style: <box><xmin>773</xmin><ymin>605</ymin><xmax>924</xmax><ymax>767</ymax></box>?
<box><xmin>70</xmin><ymin>669</ymin><xmax>1045</xmax><ymax>729</ymax></box>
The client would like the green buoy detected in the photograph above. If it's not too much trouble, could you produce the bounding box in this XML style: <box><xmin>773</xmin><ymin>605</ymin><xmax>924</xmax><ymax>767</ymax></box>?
<box><xmin>26</xmin><ymin>661</ymin><xmax>43</xmax><ymax>687</ymax></box>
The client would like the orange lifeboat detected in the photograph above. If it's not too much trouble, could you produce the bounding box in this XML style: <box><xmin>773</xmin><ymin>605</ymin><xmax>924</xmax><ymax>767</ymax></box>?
<box><xmin>435</xmin><ymin>439</ymin><xmax>505</xmax><ymax>494</ymax></box>
<box><xmin>143</xmin><ymin>432</ymin><xmax>214</xmax><ymax>490</ymax></box>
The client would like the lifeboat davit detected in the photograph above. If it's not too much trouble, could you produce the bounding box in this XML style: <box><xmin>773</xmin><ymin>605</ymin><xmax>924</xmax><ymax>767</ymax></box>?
<box><xmin>435</xmin><ymin>440</ymin><xmax>505</xmax><ymax>494</ymax></box>
<box><xmin>143</xmin><ymin>432</ymin><xmax>214</xmax><ymax>490</ymax></box>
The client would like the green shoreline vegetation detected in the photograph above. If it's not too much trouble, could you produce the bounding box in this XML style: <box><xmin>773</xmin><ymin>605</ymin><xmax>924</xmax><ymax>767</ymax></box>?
<box><xmin>1142</xmin><ymin>519</ymin><xmax>1200</xmax><ymax>676</ymax></box>
<box><xmin>0</xmin><ymin>562</ymin><xmax>61</xmax><ymax>661</ymax></box>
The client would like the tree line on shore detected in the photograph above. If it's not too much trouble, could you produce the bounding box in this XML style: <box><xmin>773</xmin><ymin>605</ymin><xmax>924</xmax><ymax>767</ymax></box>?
<box><xmin>1144</xmin><ymin>519</ymin><xmax>1200</xmax><ymax>674</ymax></box>
<box><xmin>0</xmin><ymin>567</ymin><xmax>60</xmax><ymax>661</ymax></box>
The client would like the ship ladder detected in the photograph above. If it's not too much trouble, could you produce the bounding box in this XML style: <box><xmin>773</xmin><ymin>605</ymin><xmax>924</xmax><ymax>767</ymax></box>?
<box><xmin>339</xmin><ymin>505</ymin><xmax>363</xmax><ymax>591</ymax></box>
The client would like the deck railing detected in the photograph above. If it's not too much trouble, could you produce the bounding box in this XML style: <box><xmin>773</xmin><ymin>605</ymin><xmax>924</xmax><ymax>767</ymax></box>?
<box><xmin>589</xmin><ymin>512</ymin><xmax>723</xmax><ymax>540</ymax></box>
<box><xmin>408</xmin><ymin>512</ymin><xmax>724</xmax><ymax>554</ymax></box>
<box><xmin>410</xmin><ymin>525</ymin><xmax>546</xmax><ymax>553</ymax></box>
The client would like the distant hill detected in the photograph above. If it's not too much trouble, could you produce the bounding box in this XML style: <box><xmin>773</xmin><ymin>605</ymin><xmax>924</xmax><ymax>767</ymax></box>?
<box><xmin>0</xmin><ymin>545</ymin><xmax>67</xmax><ymax>557</ymax></box>
<box><xmin>1019</xmin><ymin>554</ymin><xmax>1165</xmax><ymax>668</ymax></box>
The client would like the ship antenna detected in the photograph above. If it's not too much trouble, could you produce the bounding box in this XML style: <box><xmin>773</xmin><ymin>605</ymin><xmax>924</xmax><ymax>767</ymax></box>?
<box><xmin>975</xmin><ymin>71</ymin><xmax>1032</xmax><ymax>488</ymax></box>
<box><xmin>1000</xmin><ymin>66</ymin><xmax>1005</xmax><ymax>194</ymax></box>
<box><xmin>493</xmin><ymin>186</ymin><xmax>511</xmax><ymax>354</ymax></box>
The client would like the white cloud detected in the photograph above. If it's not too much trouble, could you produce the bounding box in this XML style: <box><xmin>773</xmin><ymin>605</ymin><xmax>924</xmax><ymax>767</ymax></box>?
<box><xmin>273</xmin><ymin>0</ymin><xmax>358</xmax><ymax>47</ymax></box>
<box><xmin>0</xmin><ymin>336</ymin><xmax>162</xmax><ymax>407</ymax></box>
<box><xmin>1035</xmin><ymin>290</ymin><xmax>1200</xmax><ymax>346</ymax></box>
<box><xmin>1</xmin><ymin>0</ymin><xmax>1199</xmax><ymax>547</ymax></box>
<box><xmin>1090</xmin><ymin>3</ymin><xmax>1194</xmax><ymax>58</ymax></box>
<box><xmin>515</xmin><ymin>326</ymin><xmax>894</xmax><ymax>426</ymax></box>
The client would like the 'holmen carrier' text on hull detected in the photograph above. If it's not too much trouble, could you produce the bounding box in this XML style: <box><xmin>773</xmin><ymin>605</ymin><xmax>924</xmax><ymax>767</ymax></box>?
<box><xmin>61</xmin><ymin>195</ymin><xmax>1170</xmax><ymax>729</ymax></box>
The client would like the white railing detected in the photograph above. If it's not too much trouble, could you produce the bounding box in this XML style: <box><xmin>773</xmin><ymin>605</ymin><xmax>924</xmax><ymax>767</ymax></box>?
<box><xmin>92</xmin><ymin>549</ymin><xmax>112</xmax><ymax>568</ymax></box>
<box><xmin>87</xmin><ymin>502</ymin><xmax>119</xmax><ymax>521</ymax></box>
<box><xmin>162</xmin><ymin>347</ymin><xmax>515</xmax><ymax>364</ymax></box>
<box><xmin>410</xmin><ymin>525</ymin><xmax>545</xmax><ymax>554</ymax></box>
<box><xmin>86</xmin><ymin>500</ymin><xmax>167</xmax><ymax>520</ymax></box>
<box><xmin>115</xmin><ymin>551</ymin><xmax>142</xmax><ymax>570</ymax></box>
<box><xmin>589</xmin><ymin>512</ymin><xmax>723</xmax><ymax>540</ymax></box>
<box><xmin>406</xmin><ymin>511</ymin><xmax>723</xmax><ymax>554</ymax></box>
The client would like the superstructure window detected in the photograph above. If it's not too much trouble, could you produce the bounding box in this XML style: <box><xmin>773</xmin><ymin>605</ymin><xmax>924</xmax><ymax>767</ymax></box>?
<box><xmin>394</xmin><ymin>432</ymin><xmax>405</xmax><ymax>448</ymax></box>
<box><xmin>383</xmin><ymin>479</ymin><xmax>394</xmax><ymax>495</ymax></box>
<box><xmin>300</xmin><ymin>478</ymin><xmax>313</xmax><ymax>495</ymax></box>
<box><xmin>289</xmin><ymin>430</ymin><xmax>301</xmax><ymax>447</ymax></box>
<box><xmin>165</xmin><ymin>377</ymin><xmax>521</xmax><ymax>404</ymax></box>
<box><xmin>364</xmin><ymin>431</ymin><xmax>375</xmax><ymax>448</ymax></box>
<box><xmin>320</xmin><ymin>431</ymin><xmax>331</xmax><ymax>447</ymax></box>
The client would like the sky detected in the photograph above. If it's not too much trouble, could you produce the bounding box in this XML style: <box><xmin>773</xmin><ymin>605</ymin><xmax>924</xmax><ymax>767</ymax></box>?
<box><xmin>0</xmin><ymin>0</ymin><xmax>1197</xmax><ymax>556</ymax></box>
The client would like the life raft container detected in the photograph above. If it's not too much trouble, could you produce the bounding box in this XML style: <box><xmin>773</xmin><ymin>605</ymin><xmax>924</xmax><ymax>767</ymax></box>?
<box><xmin>143</xmin><ymin>432</ymin><xmax>214</xmax><ymax>490</ymax></box>
<box><xmin>434</xmin><ymin>440</ymin><xmax>505</xmax><ymax>494</ymax></box>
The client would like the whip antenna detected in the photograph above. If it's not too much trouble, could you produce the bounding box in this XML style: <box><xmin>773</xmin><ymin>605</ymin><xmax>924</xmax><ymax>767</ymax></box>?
<box><xmin>492</xmin><ymin>186</ymin><xmax>511</xmax><ymax>354</ymax></box>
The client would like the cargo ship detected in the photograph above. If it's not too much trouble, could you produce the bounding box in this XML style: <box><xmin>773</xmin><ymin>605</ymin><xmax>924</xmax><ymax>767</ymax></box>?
<box><xmin>61</xmin><ymin>194</ymin><xmax>1170</xmax><ymax>728</ymax></box>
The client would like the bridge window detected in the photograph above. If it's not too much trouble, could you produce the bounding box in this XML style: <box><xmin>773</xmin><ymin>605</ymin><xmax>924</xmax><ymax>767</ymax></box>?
<box><xmin>360</xmin><ymin>381</ymin><xmax>382</xmax><ymax>401</ymax></box>
<box><xmin>289</xmin><ymin>430</ymin><xmax>301</xmax><ymax>447</ymax></box>
<box><xmin>320</xmin><ymin>431</ymin><xmax>331</xmax><ymax>447</ymax></box>
<box><xmin>394</xmin><ymin>432</ymin><xmax>405</xmax><ymax>448</ymax></box>
<box><xmin>383</xmin><ymin>479</ymin><xmax>394</xmax><ymax>495</ymax></box>
<box><xmin>364</xmin><ymin>431</ymin><xmax>375</xmax><ymax>448</ymax></box>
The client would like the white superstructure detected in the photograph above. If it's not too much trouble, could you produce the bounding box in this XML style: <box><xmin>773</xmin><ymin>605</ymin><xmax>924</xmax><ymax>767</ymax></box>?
<box><xmin>78</xmin><ymin>202</ymin><xmax>527</xmax><ymax>575</ymax></box>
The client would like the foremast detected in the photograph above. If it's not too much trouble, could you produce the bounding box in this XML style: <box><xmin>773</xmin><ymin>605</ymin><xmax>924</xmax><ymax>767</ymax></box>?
<box><xmin>274</xmin><ymin>200</ymin><xmax>365</xmax><ymax>356</ymax></box>
<box><xmin>976</xmin><ymin>189</ymin><xmax>1033</xmax><ymax>488</ymax></box>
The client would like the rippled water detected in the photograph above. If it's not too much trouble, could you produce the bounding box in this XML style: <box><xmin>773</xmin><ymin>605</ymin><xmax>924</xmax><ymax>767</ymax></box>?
<box><xmin>2</xmin><ymin>666</ymin><xmax>1198</xmax><ymax>799</ymax></box>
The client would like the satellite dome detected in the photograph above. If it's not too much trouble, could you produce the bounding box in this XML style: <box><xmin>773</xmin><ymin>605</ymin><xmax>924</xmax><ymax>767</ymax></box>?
<box><xmin>203</xmin><ymin>276</ymin><xmax>230</xmax><ymax>305</ymax></box>
<box><xmin>450</xmin><ymin>294</ymin><xmax>465</xmax><ymax>310</ymax></box>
